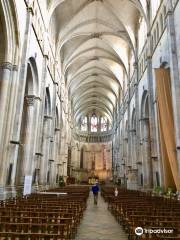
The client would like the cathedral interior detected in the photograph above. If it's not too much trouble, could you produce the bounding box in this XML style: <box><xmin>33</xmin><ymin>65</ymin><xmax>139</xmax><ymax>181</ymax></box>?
<box><xmin>0</xmin><ymin>0</ymin><xmax>180</xmax><ymax>239</ymax></box>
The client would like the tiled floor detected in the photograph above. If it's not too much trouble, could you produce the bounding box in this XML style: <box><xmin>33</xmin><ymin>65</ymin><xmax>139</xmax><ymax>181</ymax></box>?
<box><xmin>75</xmin><ymin>192</ymin><xmax>128</xmax><ymax>240</ymax></box>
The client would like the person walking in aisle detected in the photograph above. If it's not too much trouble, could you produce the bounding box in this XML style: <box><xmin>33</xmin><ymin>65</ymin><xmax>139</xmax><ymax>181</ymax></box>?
<box><xmin>92</xmin><ymin>182</ymin><xmax>99</xmax><ymax>205</ymax></box>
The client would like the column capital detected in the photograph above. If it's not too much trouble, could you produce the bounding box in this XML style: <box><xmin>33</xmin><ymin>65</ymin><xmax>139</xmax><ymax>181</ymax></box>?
<box><xmin>147</xmin><ymin>32</ymin><xmax>151</xmax><ymax>37</ymax></box>
<box><xmin>146</xmin><ymin>55</ymin><xmax>152</xmax><ymax>60</ymax></box>
<box><xmin>0</xmin><ymin>62</ymin><xmax>13</xmax><ymax>71</ymax></box>
<box><xmin>44</xmin><ymin>115</ymin><xmax>53</xmax><ymax>120</ymax></box>
<box><xmin>25</xmin><ymin>95</ymin><xmax>41</xmax><ymax>106</ymax></box>
<box><xmin>10</xmin><ymin>140</ymin><xmax>20</xmax><ymax>145</ymax></box>
<box><xmin>13</xmin><ymin>65</ymin><xmax>18</xmax><ymax>71</ymax></box>
<box><xmin>55</xmin><ymin>128</ymin><xmax>61</xmax><ymax>132</ymax></box>
<box><xmin>43</xmin><ymin>54</ymin><xmax>49</xmax><ymax>59</ymax></box>
<box><xmin>53</xmin><ymin>81</ymin><xmax>59</xmax><ymax>85</ymax></box>
<box><xmin>151</xmin><ymin>156</ymin><xmax>158</xmax><ymax>161</ymax></box>
<box><xmin>26</xmin><ymin>5</ymin><xmax>34</xmax><ymax>15</ymax></box>
<box><xmin>139</xmin><ymin>117</ymin><xmax>149</xmax><ymax>121</ymax></box>
<box><xmin>166</xmin><ymin>0</ymin><xmax>173</xmax><ymax>14</ymax></box>
<box><xmin>35</xmin><ymin>96</ymin><xmax>41</xmax><ymax>101</ymax></box>
<box><xmin>166</xmin><ymin>9</ymin><xmax>173</xmax><ymax>16</ymax></box>
<box><xmin>49</xmin><ymin>159</ymin><xmax>54</xmax><ymax>162</ymax></box>
<box><xmin>129</xmin><ymin>128</ymin><xmax>136</xmax><ymax>133</ymax></box>
<box><xmin>133</xmin><ymin>62</ymin><xmax>138</xmax><ymax>68</ymax></box>
<box><xmin>25</xmin><ymin>95</ymin><xmax>36</xmax><ymax>106</ymax></box>
<box><xmin>35</xmin><ymin>152</ymin><xmax>43</xmax><ymax>156</ymax></box>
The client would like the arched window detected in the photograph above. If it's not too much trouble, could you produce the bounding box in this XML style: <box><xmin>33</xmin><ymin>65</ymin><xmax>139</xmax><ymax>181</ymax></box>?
<box><xmin>91</xmin><ymin>114</ymin><xmax>98</xmax><ymax>132</ymax></box>
<box><xmin>81</xmin><ymin>116</ymin><xmax>88</xmax><ymax>131</ymax></box>
<box><xmin>101</xmin><ymin>116</ymin><xmax>108</xmax><ymax>132</ymax></box>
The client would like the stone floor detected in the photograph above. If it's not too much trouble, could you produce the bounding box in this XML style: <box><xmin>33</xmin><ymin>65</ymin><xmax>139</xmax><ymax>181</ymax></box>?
<box><xmin>75</xmin><ymin>192</ymin><xmax>128</xmax><ymax>240</ymax></box>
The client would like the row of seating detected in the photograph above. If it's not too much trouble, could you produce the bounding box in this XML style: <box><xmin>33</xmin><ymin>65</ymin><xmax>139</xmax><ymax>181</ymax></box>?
<box><xmin>101</xmin><ymin>186</ymin><xmax>180</xmax><ymax>240</ymax></box>
<box><xmin>0</xmin><ymin>186</ymin><xmax>89</xmax><ymax>239</ymax></box>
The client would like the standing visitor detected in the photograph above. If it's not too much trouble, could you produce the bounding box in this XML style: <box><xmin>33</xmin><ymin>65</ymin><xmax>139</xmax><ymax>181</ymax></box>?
<box><xmin>92</xmin><ymin>182</ymin><xmax>99</xmax><ymax>204</ymax></box>
<box><xmin>114</xmin><ymin>187</ymin><xmax>118</xmax><ymax>197</ymax></box>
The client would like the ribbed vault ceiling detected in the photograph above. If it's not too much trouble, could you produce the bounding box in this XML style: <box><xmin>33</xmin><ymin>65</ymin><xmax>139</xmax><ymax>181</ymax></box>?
<box><xmin>48</xmin><ymin>0</ymin><xmax>146</xmax><ymax>126</ymax></box>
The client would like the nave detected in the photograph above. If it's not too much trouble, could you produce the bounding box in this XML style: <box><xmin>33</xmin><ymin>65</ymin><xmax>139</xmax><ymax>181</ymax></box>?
<box><xmin>0</xmin><ymin>185</ymin><xmax>180</xmax><ymax>240</ymax></box>
<box><xmin>1</xmin><ymin>0</ymin><xmax>180</xmax><ymax>239</ymax></box>
<box><xmin>75</xmin><ymin>190</ymin><xmax>127</xmax><ymax>240</ymax></box>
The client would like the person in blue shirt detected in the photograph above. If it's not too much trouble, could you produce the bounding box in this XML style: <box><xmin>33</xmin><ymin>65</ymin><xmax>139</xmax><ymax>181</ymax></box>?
<box><xmin>92</xmin><ymin>182</ymin><xmax>99</xmax><ymax>204</ymax></box>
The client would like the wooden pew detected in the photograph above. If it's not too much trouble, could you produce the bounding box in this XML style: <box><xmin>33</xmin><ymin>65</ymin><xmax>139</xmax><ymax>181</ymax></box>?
<box><xmin>101</xmin><ymin>186</ymin><xmax>180</xmax><ymax>240</ymax></box>
<box><xmin>0</xmin><ymin>186</ymin><xmax>89</xmax><ymax>239</ymax></box>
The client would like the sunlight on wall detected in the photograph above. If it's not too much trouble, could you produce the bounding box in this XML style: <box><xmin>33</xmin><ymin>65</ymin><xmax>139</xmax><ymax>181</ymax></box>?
<box><xmin>111</xmin><ymin>64</ymin><xmax>124</xmax><ymax>88</ymax></box>
<box><xmin>102</xmin><ymin>35</ymin><xmax>129</xmax><ymax>70</ymax></box>
<box><xmin>138</xmin><ymin>16</ymin><xmax>147</xmax><ymax>53</ymax></box>
<box><xmin>151</xmin><ymin>0</ymin><xmax>161</xmax><ymax>20</ymax></box>
<box><xmin>140</xmin><ymin>0</ymin><xmax>147</xmax><ymax>15</ymax></box>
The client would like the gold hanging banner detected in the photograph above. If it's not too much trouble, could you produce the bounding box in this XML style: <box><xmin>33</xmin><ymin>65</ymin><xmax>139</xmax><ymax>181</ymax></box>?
<box><xmin>155</xmin><ymin>68</ymin><xmax>180</xmax><ymax>191</ymax></box>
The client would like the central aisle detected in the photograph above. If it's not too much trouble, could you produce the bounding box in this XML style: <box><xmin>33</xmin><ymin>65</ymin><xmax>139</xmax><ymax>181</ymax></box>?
<box><xmin>75</xmin><ymin>191</ymin><xmax>128</xmax><ymax>240</ymax></box>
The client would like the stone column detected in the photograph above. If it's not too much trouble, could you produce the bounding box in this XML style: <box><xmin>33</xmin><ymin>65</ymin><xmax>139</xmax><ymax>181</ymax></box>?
<box><xmin>57</xmin><ymin>163</ymin><xmax>61</xmax><ymax>179</ymax></box>
<box><xmin>53</xmin><ymin>129</ymin><xmax>61</xmax><ymax>177</ymax></box>
<box><xmin>141</xmin><ymin>118</ymin><xmax>153</xmax><ymax>189</ymax></box>
<box><xmin>16</xmin><ymin>95</ymin><xmax>38</xmax><ymax>184</ymax></box>
<box><xmin>49</xmin><ymin>159</ymin><xmax>54</xmax><ymax>185</ymax></box>
<box><xmin>35</xmin><ymin>55</ymin><xmax>48</xmax><ymax>156</ymax></box>
<box><xmin>11</xmin><ymin>7</ymin><xmax>33</xmax><ymax>142</ymax></box>
<box><xmin>0</xmin><ymin>63</ymin><xmax>17</xmax><ymax>186</ymax></box>
<box><xmin>59</xmin><ymin>163</ymin><xmax>63</xmax><ymax>176</ymax></box>
<box><xmin>62</xmin><ymin>161</ymin><xmax>67</xmax><ymax>177</ymax></box>
<box><xmin>87</xmin><ymin>114</ymin><xmax>90</xmax><ymax>132</ymax></box>
<box><xmin>0</xmin><ymin>63</ymin><xmax>12</xmax><ymax>154</ymax></box>
<box><xmin>139</xmin><ymin>119</ymin><xmax>146</xmax><ymax>188</ymax></box>
<box><xmin>3</xmin><ymin>65</ymin><xmax>19</xmax><ymax>186</ymax></box>
<box><xmin>166</xmin><ymin>0</ymin><xmax>180</xmax><ymax>174</ymax></box>
<box><xmin>33</xmin><ymin>56</ymin><xmax>48</xmax><ymax>187</ymax></box>
<box><xmin>129</xmin><ymin>169</ymin><xmax>138</xmax><ymax>190</ymax></box>
<box><xmin>127</xmin><ymin>74</ymin><xmax>131</xmax><ymax>169</ymax></box>
<box><xmin>51</xmin><ymin>82</ymin><xmax>57</xmax><ymax>136</ymax></box>
<box><xmin>48</xmin><ymin>81</ymin><xmax>58</xmax><ymax>186</ymax></box>
<box><xmin>9</xmin><ymin>6</ymin><xmax>33</xmax><ymax>186</ymax></box>
<box><xmin>23</xmin><ymin>96</ymin><xmax>37</xmax><ymax>175</ymax></box>
<box><xmin>40</xmin><ymin>116</ymin><xmax>52</xmax><ymax>185</ymax></box>
<box><xmin>130</xmin><ymin>130</ymin><xmax>137</xmax><ymax>169</ymax></box>
<box><xmin>145</xmin><ymin>13</ymin><xmax>158</xmax><ymax>189</ymax></box>
<box><xmin>134</xmin><ymin>62</ymin><xmax>140</xmax><ymax>169</ymax></box>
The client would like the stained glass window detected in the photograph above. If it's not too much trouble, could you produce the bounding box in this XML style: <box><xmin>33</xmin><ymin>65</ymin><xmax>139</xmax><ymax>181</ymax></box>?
<box><xmin>101</xmin><ymin>116</ymin><xmax>107</xmax><ymax>132</ymax></box>
<box><xmin>91</xmin><ymin>114</ymin><xmax>98</xmax><ymax>132</ymax></box>
<box><xmin>81</xmin><ymin>116</ymin><xmax>87</xmax><ymax>131</ymax></box>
